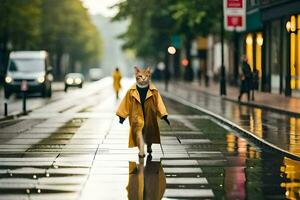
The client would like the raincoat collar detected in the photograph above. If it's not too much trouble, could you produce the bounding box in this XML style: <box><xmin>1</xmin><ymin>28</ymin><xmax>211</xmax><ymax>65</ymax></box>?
<box><xmin>130</xmin><ymin>83</ymin><xmax>156</xmax><ymax>103</ymax></box>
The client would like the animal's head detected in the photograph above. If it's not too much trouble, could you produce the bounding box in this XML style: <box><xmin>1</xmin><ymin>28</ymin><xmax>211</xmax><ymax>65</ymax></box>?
<box><xmin>135</xmin><ymin>66</ymin><xmax>151</xmax><ymax>88</ymax></box>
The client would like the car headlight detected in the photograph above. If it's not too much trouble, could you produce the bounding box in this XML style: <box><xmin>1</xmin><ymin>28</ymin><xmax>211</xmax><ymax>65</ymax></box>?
<box><xmin>5</xmin><ymin>76</ymin><xmax>12</xmax><ymax>84</ymax></box>
<box><xmin>66</xmin><ymin>78</ymin><xmax>74</xmax><ymax>85</ymax></box>
<box><xmin>37</xmin><ymin>76</ymin><xmax>45</xmax><ymax>83</ymax></box>
<box><xmin>74</xmin><ymin>78</ymin><xmax>82</xmax><ymax>84</ymax></box>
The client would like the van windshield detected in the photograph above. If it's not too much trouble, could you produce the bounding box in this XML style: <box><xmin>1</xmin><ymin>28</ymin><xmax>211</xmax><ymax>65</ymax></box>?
<box><xmin>8</xmin><ymin>59</ymin><xmax>44</xmax><ymax>72</ymax></box>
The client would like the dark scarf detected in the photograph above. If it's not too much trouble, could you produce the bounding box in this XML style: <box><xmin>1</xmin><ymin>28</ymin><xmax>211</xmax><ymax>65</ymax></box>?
<box><xmin>137</xmin><ymin>85</ymin><xmax>149</xmax><ymax>114</ymax></box>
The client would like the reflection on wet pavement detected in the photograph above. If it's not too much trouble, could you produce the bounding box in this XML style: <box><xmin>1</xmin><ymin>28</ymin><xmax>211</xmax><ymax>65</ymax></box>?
<box><xmin>160</xmin><ymin>83</ymin><xmax>300</xmax><ymax>156</ymax></box>
<box><xmin>127</xmin><ymin>158</ymin><xmax>166</xmax><ymax>200</ymax></box>
<box><xmin>0</xmin><ymin>79</ymin><xmax>299</xmax><ymax>199</ymax></box>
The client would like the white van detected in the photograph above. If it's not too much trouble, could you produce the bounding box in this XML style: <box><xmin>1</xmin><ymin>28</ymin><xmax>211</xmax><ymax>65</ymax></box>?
<box><xmin>4</xmin><ymin>51</ymin><xmax>53</xmax><ymax>98</ymax></box>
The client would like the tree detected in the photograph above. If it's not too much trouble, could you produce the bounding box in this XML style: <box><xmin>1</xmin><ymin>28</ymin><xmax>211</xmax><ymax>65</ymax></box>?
<box><xmin>41</xmin><ymin>0</ymin><xmax>102</xmax><ymax>78</ymax></box>
<box><xmin>113</xmin><ymin>0</ymin><xmax>222</xmax><ymax>79</ymax></box>
<box><xmin>0</xmin><ymin>0</ymin><xmax>41</xmax><ymax>77</ymax></box>
<box><xmin>0</xmin><ymin>0</ymin><xmax>102</xmax><ymax>81</ymax></box>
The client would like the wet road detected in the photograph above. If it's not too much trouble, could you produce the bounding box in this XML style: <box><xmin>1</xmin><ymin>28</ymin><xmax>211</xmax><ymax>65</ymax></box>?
<box><xmin>0</xmin><ymin>78</ymin><xmax>299</xmax><ymax>199</ymax></box>
<box><xmin>159</xmin><ymin>82</ymin><xmax>300</xmax><ymax>157</ymax></box>
<box><xmin>0</xmin><ymin>82</ymin><xmax>83</xmax><ymax>118</ymax></box>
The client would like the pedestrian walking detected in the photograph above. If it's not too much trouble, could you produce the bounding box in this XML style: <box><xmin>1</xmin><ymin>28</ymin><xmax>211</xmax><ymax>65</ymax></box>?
<box><xmin>116</xmin><ymin>66</ymin><xmax>170</xmax><ymax>158</ymax></box>
<box><xmin>238</xmin><ymin>56</ymin><xmax>253</xmax><ymax>101</ymax></box>
<box><xmin>112</xmin><ymin>67</ymin><xmax>122</xmax><ymax>99</ymax></box>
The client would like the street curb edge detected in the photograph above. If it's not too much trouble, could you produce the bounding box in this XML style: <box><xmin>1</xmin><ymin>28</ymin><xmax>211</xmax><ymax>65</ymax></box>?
<box><xmin>162</xmin><ymin>91</ymin><xmax>300</xmax><ymax>162</ymax></box>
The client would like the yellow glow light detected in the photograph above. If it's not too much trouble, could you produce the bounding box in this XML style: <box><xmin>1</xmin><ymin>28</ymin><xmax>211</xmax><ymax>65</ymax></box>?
<box><xmin>246</xmin><ymin>35</ymin><xmax>253</xmax><ymax>45</ymax></box>
<box><xmin>256</xmin><ymin>34</ymin><xmax>263</xmax><ymax>46</ymax></box>
<box><xmin>286</xmin><ymin>21</ymin><xmax>291</xmax><ymax>32</ymax></box>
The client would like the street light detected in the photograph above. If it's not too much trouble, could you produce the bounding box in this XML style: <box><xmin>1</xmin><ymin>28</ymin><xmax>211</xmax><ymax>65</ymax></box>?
<box><xmin>165</xmin><ymin>46</ymin><xmax>176</xmax><ymax>91</ymax></box>
<box><xmin>285</xmin><ymin>18</ymin><xmax>299</xmax><ymax>96</ymax></box>
<box><xmin>168</xmin><ymin>46</ymin><xmax>176</xmax><ymax>55</ymax></box>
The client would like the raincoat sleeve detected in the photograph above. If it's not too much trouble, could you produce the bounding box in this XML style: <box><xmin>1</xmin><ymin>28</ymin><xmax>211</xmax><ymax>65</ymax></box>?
<box><xmin>156</xmin><ymin>91</ymin><xmax>168</xmax><ymax>118</ymax></box>
<box><xmin>116</xmin><ymin>90</ymin><xmax>131</xmax><ymax>119</ymax></box>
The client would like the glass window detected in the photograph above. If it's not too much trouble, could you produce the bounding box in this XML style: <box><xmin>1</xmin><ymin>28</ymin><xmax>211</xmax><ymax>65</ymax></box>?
<box><xmin>270</xmin><ymin>20</ymin><xmax>280</xmax><ymax>75</ymax></box>
<box><xmin>8</xmin><ymin>59</ymin><xmax>45</xmax><ymax>73</ymax></box>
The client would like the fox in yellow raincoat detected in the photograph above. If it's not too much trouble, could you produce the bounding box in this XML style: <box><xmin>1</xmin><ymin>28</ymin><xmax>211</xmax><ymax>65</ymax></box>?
<box><xmin>116</xmin><ymin>67</ymin><xmax>169</xmax><ymax>158</ymax></box>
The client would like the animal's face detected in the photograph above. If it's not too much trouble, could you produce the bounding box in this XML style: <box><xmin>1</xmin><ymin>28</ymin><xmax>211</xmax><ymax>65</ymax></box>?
<box><xmin>135</xmin><ymin>67</ymin><xmax>151</xmax><ymax>87</ymax></box>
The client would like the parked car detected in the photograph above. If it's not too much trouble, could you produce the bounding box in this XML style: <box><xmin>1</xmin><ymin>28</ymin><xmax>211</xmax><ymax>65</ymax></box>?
<box><xmin>89</xmin><ymin>68</ymin><xmax>103</xmax><ymax>81</ymax></box>
<box><xmin>64</xmin><ymin>73</ymin><xmax>84</xmax><ymax>92</ymax></box>
<box><xmin>4</xmin><ymin>51</ymin><xmax>53</xmax><ymax>99</ymax></box>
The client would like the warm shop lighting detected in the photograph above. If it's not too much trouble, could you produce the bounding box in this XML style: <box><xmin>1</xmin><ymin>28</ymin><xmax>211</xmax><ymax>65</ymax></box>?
<box><xmin>256</xmin><ymin>34</ymin><xmax>263</xmax><ymax>46</ymax></box>
<box><xmin>286</xmin><ymin>21</ymin><xmax>291</xmax><ymax>32</ymax></box>
<box><xmin>246</xmin><ymin>35</ymin><xmax>253</xmax><ymax>45</ymax></box>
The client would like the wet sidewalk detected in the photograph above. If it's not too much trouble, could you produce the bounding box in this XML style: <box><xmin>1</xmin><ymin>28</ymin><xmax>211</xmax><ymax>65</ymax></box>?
<box><xmin>157</xmin><ymin>81</ymin><xmax>300</xmax><ymax>159</ymax></box>
<box><xmin>183</xmin><ymin>80</ymin><xmax>300</xmax><ymax>116</ymax></box>
<box><xmin>0</xmin><ymin>78</ymin><xmax>300</xmax><ymax>199</ymax></box>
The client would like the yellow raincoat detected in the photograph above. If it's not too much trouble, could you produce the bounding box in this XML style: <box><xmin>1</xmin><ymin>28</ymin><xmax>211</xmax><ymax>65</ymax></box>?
<box><xmin>116</xmin><ymin>83</ymin><xmax>168</xmax><ymax>147</ymax></box>
<box><xmin>127</xmin><ymin>161</ymin><xmax>166</xmax><ymax>200</ymax></box>
<box><xmin>112</xmin><ymin>70</ymin><xmax>122</xmax><ymax>92</ymax></box>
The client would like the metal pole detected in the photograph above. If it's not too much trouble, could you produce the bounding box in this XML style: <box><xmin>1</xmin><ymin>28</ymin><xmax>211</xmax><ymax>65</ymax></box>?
<box><xmin>4</xmin><ymin>102</ymin><xmax>7</xmax><ymax>116</ymax></box>
<box><xmin>165</xmin><ymin>53</ymin><xmax>170</xmax><ymax>92</ymax></box>
<box><xmin>233</xmin><ymin>29</ymin><xmax>239</xmax><ymax>85</ymax></box>
<box><xmin>220</xmin><ymin>1</ymin><xmax>227</xmax><ymax>96</ymax></box>
<box><xmin>22</xmin><ymin>92</ymin><xmax>27</xmax><ymax>113</ymax></box>
<box><xmin>285</xmin><ymin>32</ymin><xmax>292</xmax><ymax>96</ymax></box>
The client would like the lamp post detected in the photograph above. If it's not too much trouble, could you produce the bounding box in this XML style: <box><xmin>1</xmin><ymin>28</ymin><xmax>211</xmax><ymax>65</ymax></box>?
<box><xmin>285</xmin><ymin>18</ymin><xmax>299</xmax><ymax>96</ymax></box>
<box><xmin>220</xmin><ymin>1</ymin><xmax>226</xmax><ymax>96</ymax></box>
<box><xmin>166</xmin><ymin>46</ymin><xmax>176</xmax><ymax>91</ymax></box>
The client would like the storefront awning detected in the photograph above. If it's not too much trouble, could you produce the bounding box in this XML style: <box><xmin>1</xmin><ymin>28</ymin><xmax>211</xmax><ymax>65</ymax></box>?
<box><xmin>246</xmin><ymin>9</ymin><xmax>263</xmax><ymax>32</ymax></box>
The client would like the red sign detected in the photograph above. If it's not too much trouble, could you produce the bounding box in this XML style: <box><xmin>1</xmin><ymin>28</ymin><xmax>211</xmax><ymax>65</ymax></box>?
<box><xmin>224</xmin><ymin>0</ymin><xmax>246</xmax><ymax>31</ymax></box>
<box><xmin>227</xmin><ymin>0</ymin><xmax>243</xmax><ymax>8</ymax></box>
<box><xmin>21</xmin><ymin>80</ymin><xmax>28</xmax><ymax>91</ymax></box>
<box><xmin>227</xmin><ymin>16</ymin><xmax>242</xmax><ymax>26</ymax></box>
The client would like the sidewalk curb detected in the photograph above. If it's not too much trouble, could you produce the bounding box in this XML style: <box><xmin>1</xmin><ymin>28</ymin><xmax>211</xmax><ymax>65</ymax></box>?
<box><xmin>161</xmin><ymin>91</ymin><xmax>300</xmax><ymax>161</ymax></box>
<box><xmin>224</xmin><ymin>97</ymin><xmax>300</xmax><ymax>117</ymax></box>
<box><xmin>179</xmin><ymin>82</ymin><xmax>300</xmax><ymax>117</ymax></box>
<box><xmin>0</xmin><ymin>77</ymin><xmax>111</xmax><ymax>122</ymax></box>
<box><xmin>0</xmin><ymin>110</ymin><xmax>31</xmax><ymax>122</ymax></box>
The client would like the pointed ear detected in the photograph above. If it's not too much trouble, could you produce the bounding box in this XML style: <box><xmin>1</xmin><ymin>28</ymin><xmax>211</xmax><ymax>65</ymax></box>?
<box><xmin>145</xmin><ymin>67</ymin><xmax>152</xmax><ymax>74</ymax></box>
<box><xmin>134</xmin><ymin>66</ymin><xmax>140</xmax><ymax>74</ymax></box>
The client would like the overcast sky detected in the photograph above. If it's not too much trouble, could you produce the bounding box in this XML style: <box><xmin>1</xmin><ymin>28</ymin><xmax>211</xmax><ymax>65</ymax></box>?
<box><xmin>81</xmin><ymin>0</ymin><xmax>120</xmax><ymax>17</ymax></box>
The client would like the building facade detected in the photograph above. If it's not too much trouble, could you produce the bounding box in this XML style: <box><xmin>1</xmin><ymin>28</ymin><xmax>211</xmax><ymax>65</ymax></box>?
<box><xmin>243</xmin><ymin>0</ymin><xmax>300</xmax><ymax>96</ymax></box>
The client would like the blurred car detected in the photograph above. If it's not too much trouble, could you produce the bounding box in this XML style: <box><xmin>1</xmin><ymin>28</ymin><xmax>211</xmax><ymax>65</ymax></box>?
<box><xmin>64</xmin><ymin>73</ymin><xmax>84</xmax><ymax>92</ymax></box>
<box><xmin>4</xmin><ymin>51</ymin><xmax>53</xmax><ymax>99</ymax></box>
<box><xmin>89</xmin><ymin>68</ymin><xmax>103</xmax><ymax>81</ymax></box>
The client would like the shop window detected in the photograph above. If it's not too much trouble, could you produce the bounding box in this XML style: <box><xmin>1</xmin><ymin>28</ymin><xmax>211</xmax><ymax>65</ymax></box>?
<box><xmin>270</xmin><ymin>20</ymin><xmax>281</xmax><ymax>91</ymax></box>
<box><xmin>289</xmin><ymin>15</ymin><xmax>300</xmax><ymax>89</ymax></box>
<box><xmin>256</xmin><ymin>33</ymin><xmax>263</xmax><ymax>77</ymax></box>
<box><xmin>246</xmin><ymin>34</ymin><xmax>253</xmax><ymax>69</ymax></box>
